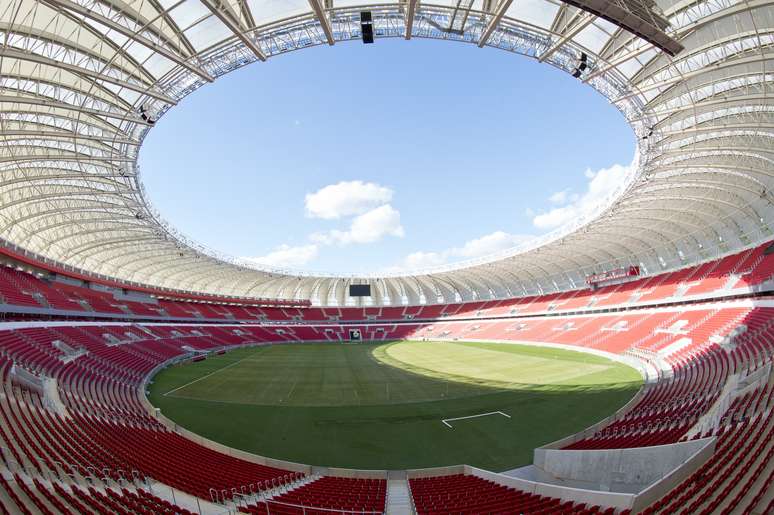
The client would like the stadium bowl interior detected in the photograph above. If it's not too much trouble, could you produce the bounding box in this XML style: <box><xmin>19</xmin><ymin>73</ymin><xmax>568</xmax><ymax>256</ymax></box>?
<box><xmin>0</xmin><ymin>0</ymin><xmax>773</xmax><ymax>513</ymax></box>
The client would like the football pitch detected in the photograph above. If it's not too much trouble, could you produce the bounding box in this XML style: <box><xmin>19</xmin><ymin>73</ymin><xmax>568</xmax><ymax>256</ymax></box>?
<box><xmin>148</xmin><ymin>340</ymin><xmax>642</xmax><ymax>471</ymax></box>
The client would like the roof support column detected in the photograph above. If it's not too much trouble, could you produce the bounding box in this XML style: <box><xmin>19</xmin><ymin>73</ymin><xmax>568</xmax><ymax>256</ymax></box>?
<box><xmin>478</xmin><ymin>0</ymin><xmax>515</xmax><ymax>47</ymax></box>
<box><xmin>308</xmin><ymin>0</ymin><xmax>335</xmax><ymax>45</ymax></box>
<box><xmin>538</xmin><ymin>11</ymin><xmax>595</xmax><ymax>62</ymax></box>
<box><xmin>405</xmin><ymin>0</ymin><xmax>419</xmax><ymax>39</ymax></box>
<box><xmin>199</xmin><ymin>0</ymin><xmax>268</xmax><ymax>60</ymax></box>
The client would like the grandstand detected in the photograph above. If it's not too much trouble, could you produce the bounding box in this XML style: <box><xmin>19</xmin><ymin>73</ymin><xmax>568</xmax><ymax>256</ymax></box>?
<box><xmin>0</xmin><ymin>255</ymin><xmax>770</xmax><ymax>512</ymax></box>
<box><xmin>0</xmin><ymin>0</ymin><xmax>773</xmax><ymax>513</ymax></box>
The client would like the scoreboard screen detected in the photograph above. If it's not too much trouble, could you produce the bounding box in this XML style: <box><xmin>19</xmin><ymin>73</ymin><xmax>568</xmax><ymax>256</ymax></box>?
<box><xmin>349</xmin><ymin>284</ymin><xmax>371</xmax><ymax>297</ymax></box>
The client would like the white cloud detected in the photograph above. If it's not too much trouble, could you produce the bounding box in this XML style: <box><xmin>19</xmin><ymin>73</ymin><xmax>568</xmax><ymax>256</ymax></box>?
<box><xmin>305</xmin><ymin>181</ymin><xmax>393</xmax><ymax>220</ymax></box>
<box><xmin>253</xmin><ymin>182</ymin><xmax>403</xmax><ymax>269</ymax></box>
<box><xmin>245</xmin><ymin>244</ymin><xmax>319</xmax><ymax>268</ymax></box>
<box><xmin>454</xmin><ymin>231</ymin><xmax>533</xmax><ymax>258</ymax></box>
<box><xmin>387</xmin><ymin>231</ymin><xmax>532</xmax><ymax>272</ymax></box>
<box><xmin>548</xmin><ymin>189</ymin><xmax>569</xmax><ymax>204</ymax></box>
<box><xmin>531</xmin><ymin>163</ymin><xmax>630</xmax><ymax>230</ymax></box>
<box><xmin>313</xmin><ymin>204</ymin><xmax>404</xmax><ymax>245</ymax></box>
<box><xmin>402</xmin><ymin>251</ymin><xmax>447</xmax><ymax>269</ymax></box>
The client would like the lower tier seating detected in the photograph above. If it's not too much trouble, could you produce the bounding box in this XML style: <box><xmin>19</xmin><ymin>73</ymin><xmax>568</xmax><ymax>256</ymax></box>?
<box><xmin>0</xmin><ymin>472</ymin><xmax>195</xmax><ymax>515</ymax></box>
<box><xmin>409</xmin><ymin>474</ymin><xmax>609</xmax><ymax>515</ymax></box>
<box><xmin>241</xmin><ymin>476</ymin><xmax>387</xmax><ymax>514</ymax></box>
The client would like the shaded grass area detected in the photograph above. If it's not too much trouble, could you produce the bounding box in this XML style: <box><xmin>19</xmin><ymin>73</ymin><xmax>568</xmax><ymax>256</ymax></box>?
<box><xmin>148</xmin><ymin>341</ymin><xmax>641</xmax><ymax>471</ymax></box>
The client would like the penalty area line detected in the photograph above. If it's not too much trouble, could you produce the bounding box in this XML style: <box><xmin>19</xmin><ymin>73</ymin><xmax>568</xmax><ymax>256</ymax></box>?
<box><xmin>441</xmin><ymin>411</ymin><xmax>511</xmax><ymax>429</ymax></box>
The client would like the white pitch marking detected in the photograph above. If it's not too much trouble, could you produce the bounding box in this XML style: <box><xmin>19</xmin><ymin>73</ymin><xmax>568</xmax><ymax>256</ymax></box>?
<box><xmin>163</xmin><ymin>356</ymin><xmax>251</xmax><ymax>396</ymax></box>
<box><xmin>286</xmin><ymin>377</ymin><xmax>299</xmax><ymax>400</ymax></box>
<box><xmin>441</xmin><ymin>411</ymin><xmax>511</xmax><ymax>429</ymax></box>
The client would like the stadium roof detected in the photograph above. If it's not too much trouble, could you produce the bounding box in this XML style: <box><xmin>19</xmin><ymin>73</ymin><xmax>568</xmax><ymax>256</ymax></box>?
<box><xmin>1</xmin><ymin>0</ymin><xmax>772</xmax><ymax>306</ymax></box>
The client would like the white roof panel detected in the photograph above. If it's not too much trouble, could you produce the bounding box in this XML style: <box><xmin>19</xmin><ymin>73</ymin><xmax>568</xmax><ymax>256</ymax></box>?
<box><xmin>574</xmin><ymin>23</ymin><xmax>610</xmax><ymax>53</ymax></box>
<box><xmin>168</xmin><ymin>2</ymin><xmax>213</xmax><ymax>30</ymax></box>
<box><xmin>0</xmin><ymin>0</ymin><xmax>770</xmax><ymax>305</ymax></box>
<box><xmin>506</xmin><ymin>0</ymin><xmax>560</xmax><ymax>29</ymax></box>
<box><xmin>247</xmin><ymin>0</ymin><xmax>312</xmax><ymax>26</ymax></box>
<box><xmin>184</xmin><ymin>16</ymin><xmax>233</xmax><ymax>51</ymax></box>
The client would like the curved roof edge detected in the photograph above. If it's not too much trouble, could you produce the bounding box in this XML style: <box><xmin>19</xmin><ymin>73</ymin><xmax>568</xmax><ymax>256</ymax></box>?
<box><xmin>1</xmin><ymin>0</ymin><xmax>772</xmax><ymax>305</ymax></box>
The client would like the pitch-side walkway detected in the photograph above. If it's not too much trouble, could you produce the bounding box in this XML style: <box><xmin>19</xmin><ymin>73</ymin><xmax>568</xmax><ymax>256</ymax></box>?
<box><xmin>387</xmin><ymin>479</ymin><xmax>412</xmax><ymax>514</ymax></box>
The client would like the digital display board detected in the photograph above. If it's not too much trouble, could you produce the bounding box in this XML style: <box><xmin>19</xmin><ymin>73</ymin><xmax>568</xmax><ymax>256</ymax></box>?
<box><xmin>349</xmin><ymin>284</ymin><xmax>371</xmax><ymax>297</ymax></box>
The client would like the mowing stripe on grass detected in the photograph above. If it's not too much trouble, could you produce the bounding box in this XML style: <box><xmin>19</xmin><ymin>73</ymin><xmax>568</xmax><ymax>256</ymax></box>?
<box><xmin>163</xmin><ymin>356</ymin><xmax>252</xmax><ymax>397</ymax></box>
<box><xmin>441</xmin><ymin>411</ymin><xmax>511</xmax><ymax>428</ymax></box>
<box><xmin>149</xmin><ymin>342</ymin><xmax>642</xmax><ymax>470</ymax></box>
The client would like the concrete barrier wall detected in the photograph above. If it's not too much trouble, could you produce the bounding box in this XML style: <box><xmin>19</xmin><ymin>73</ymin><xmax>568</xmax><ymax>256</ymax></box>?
<box><xmin>690</xmin><ymin>364</ymin><xmax>772</xmax><ymax>438</ymax></box>
<box><xmin>533</xmin><ymin>438</ymin><xmax>713</xmax><ymax>494</ymax></box>
<box><xmin>689</xmin><ymin>375</ymin><xmax>739</xmax><ymax>438</ymax></box>
<box><xmin>406</xmin><ymin>464</ymin><xmax>637</xmax><ymax>510</ymax></box>
<box><xmin>631</xmin><ymin>437</ymin><xmax>717</xmax><ymax>513</ymax></box>
<box><xmin>467</xmin><ymin>466</ymin><xmax>637</xmax><ymax>511</ymax></box>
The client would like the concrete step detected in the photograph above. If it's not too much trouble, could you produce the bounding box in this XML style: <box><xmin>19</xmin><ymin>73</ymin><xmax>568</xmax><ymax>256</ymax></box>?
<box><xmin>148</xmin><ymin>480</ymin><xmax>227</xmax><ymax>514</ymax></box>
<box><xmin>386</xmin><ymin>479</ymin><xmax>412</xmax><ymax>515</ymax></box>
<box><xmin>8</xmin><ymin>477</ymin><xmax>44</xmax><ymax>515</ymax></box>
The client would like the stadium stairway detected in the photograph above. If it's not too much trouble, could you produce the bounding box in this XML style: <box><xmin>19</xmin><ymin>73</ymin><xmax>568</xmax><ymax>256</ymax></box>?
<box><xmin>145</xmin><ymin>479</ymin><xmax>225</xmax><ymax>514</ymax></box>
<box><xmin>233</xmin><ymin>472</ymin><xmax>316</xmax><ymax>511</ymax></box>
<box><xmin>239</xmin><ymin>475</ymin><xmax>387</xmax><ymax>513</ymax></box>
<box><xmin>386</xmin><ymin>479</ymin><xmax>412</xmax><ymax>514</ymax></box>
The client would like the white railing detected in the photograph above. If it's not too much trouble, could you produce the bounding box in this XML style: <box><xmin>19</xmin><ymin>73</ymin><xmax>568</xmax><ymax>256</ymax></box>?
<box><xmin>208</xmin><ymin>472</ymin><xmax>306</xmax><ymax>505</ymax></box>
<box><xmin>147</xmin><ymin>481</ymin><xmax>220</xmax><ymax>514</ymax></box>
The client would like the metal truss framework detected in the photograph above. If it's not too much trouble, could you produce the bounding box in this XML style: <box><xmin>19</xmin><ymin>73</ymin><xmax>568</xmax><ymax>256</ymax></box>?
<box><xmin>0</xmin><ymin>0</ymin><xmax>772</xmax><ymax>306</ymax></box>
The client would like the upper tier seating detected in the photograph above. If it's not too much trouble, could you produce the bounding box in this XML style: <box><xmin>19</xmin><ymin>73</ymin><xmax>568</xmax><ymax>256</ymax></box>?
<box><xmin>0</xmin><ymin>240</ymin><xmax>773</xmax><ymax>323</ymax></box>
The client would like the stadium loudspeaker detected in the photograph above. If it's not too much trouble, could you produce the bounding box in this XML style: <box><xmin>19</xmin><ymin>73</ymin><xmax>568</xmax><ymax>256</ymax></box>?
<box><xmin>361</xmin><ymin>11</ymin><xmax>374</xmax><ymax>44</ymax></box>
<box><xmin>572</xmin><ymin>53</ymin><xmax>588</xmax><ymax>78</ymax></box>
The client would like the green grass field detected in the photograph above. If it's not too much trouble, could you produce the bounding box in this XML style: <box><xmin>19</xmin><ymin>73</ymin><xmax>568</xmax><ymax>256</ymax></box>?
<box><xmin>148</xmin><ymin>341</ymin><xmax>642</xmax><ymax>471</ymax></box>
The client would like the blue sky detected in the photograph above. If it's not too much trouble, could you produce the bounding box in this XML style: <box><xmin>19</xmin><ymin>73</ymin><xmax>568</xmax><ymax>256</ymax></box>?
<box><xmin>139</xmin><ymin>38</ymin><xmax>635</xmax><ymax>274</ymax></box>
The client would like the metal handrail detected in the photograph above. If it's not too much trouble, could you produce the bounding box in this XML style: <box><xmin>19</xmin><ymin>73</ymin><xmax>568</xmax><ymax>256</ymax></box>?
<box><xmin>209</xmin><ymin>472</ymin><xmax>305</xmax><ymax>504</ymax></box>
